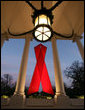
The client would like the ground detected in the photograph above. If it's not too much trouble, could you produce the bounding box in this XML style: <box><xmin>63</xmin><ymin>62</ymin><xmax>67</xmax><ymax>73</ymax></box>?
<box><xmin>1</xmin><ymin>97</ymin><xmax>84</xmax><ymax>109</ymax></box>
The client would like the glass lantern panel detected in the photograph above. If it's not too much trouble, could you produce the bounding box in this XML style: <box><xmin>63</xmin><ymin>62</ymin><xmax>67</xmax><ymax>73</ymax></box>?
<box><xmin>35</xmin><ymin>31</ymin><xmax>41</xmax><ymax>37</ymax></box>
<box><xmin>39</xmin><ymin>15</ymin><xmax>47</xmax><ymax>25</ymax></box>
<box><xmin>43</xmin><ymin>34</ymin><xmax>49</xmax><ymax>40</ymax></box>
<box><xmin>37</xmin><ymin>34</ymin><xmax>42</xmax><ymax>41</ymax></box>
<box><xmin>37</xmin><ymin>27</ymin><xmax>43</xmax><ymax>32</ymax></box>
<box><xmin>35</xmin><ymin>17</ymin><xmax>38</xmax><ymax>26</ymax></box>
<box><xmin>35</xmin><ymin>15</ymin><xmax>51</xmax><ymax>26</ymax></box>
<box><xmin>44</xmin><ymin>27</ymin><xmax>50</xmax><ymax>33</ymax></box>
<box><xmin>48</xmin><ymin>17</ymin><xmax>51</xmax><ymax>25</ymax></box>
<box><xmin>45</xmin><ymin>32</ymin><xmax>51</xmax><ymax>38</ymax></box>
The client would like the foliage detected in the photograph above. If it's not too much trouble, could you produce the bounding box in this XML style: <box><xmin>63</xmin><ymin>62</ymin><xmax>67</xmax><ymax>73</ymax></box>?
<box><xmin>77</xmin><ymin>96</ymin><xmax>84</xmax><ymax>99</ymax></box>
<box><xmin>1</xmin><ymin>74</ymin><xmax>54</xmax><ymax>98</ymax></box>
<box><xmin>64</xmin><ymin>61</ymin><xmax>84</xmax><ymax>98</ymax></box>
<box><xmin>1</xmin><ymin>60</ymin><xmax>84</xmax><ymax>99</ymax></box>
<box><xmin>1</xmin><ymin>95</ymin><xmax>9</xmax><ymax>99</ymax></box>
<box><xmin>27</xmin><ymin>91</ymin><xmax>54</xmax><ymax>98</ymax></box>
<box><xmin>1</xmin><ymin>74</ymin><xmax>15</xmax><ymax>96</ymax></box>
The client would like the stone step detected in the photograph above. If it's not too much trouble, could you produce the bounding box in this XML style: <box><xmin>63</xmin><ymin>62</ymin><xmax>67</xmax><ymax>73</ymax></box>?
<box><xmin>25</xmin><ymin>98</ymin><xmax>55</xmax><ymax>107</ymax></box>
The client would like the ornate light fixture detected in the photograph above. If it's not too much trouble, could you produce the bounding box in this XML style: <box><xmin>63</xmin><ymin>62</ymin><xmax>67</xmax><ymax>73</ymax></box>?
<box><xmin>32</xmin><ymin>7</ymin><xmax>54</xmax><ymax>42</ymax></box>
<box><xmin>8</xmin><ymin>1</ymin><xmax>74</xmax><ymax>42</ymax></box>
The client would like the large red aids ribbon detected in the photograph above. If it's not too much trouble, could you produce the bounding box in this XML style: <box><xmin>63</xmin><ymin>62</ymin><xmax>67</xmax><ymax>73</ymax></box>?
<box><xmin>27</xmin><ymin>44</ymin><xmax>54</xmax><ymax>95</ymax></box>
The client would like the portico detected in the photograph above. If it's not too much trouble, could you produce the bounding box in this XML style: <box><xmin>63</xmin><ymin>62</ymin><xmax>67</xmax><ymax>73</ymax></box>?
<box><xmin>1</xmin><ymin>1</ymin><xmax>84</xmax><ymax>109</ymax></box>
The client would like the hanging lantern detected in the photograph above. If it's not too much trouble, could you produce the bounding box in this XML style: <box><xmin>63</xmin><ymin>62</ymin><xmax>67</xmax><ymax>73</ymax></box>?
<box><xmin>32</xmin><ymin>8</ymin><xmax>54</xmax><ymax>42</ymax></box>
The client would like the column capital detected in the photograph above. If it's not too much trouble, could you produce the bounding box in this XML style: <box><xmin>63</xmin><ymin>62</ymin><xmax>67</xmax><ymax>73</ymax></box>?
<box><xmin>25</xmin><ymin>33</ymin><xmax>34</xmax><ymax>41</ymax></box>
<box><xmin>51</xmin><ymin>36</ymin><xmax>57</xmax><ymax>42</ymax></box>
<box><xmin>1</xmin><ymin>32</ymin><xmax>9</xmax><ymax>48</ymax></box>
<box><xmin>72</xmin><ymin>34</ymin><xmax>83</xmax><ymax>43</ymax></box>
<box><xmin>1</xmin><ymin>32</ymin><xmax>9</xmax><ymax>41</ymax></box>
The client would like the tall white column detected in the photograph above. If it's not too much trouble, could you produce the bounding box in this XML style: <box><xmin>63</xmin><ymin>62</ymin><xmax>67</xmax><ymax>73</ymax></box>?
<box><xmin>76</xmin><ymin>39</ymin><xmax>84</xmax><ymax>61</ymax></box>
<box><xmin>14</xmin><ymin>37</ymin><xmax>31</xmax><ymax>96</ymax></box>
<box><xmin>51</xmin><ymin>37</ymin><xmax>71</xmax><ymax>106</ymax></box>
<box><xmin>51</xmin><ymin>37</ymin><xmax>65</xmax><ymax>96</ymax></box>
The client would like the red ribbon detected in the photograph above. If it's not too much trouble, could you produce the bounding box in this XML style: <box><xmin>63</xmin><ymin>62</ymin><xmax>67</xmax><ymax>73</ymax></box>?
<box><xmin>27</xmin><ymin>44</ymin><xmax>54</xmax><ymax>95</ymax></box>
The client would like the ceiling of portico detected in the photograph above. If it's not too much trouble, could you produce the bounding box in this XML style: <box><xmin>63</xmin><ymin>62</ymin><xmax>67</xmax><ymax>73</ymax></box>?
<box><xmin>1</xmin><ymin>1</ymin><xmax>84</xmax><ymax>39</ymax></box>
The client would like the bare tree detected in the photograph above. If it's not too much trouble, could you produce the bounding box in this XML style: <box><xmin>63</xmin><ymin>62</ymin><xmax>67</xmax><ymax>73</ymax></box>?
<box><xmin>3</xmin><ymin>74</ymin><xmax>13</xmax><ymax>86</ymax></box>
<box><xmin>64</xmin><ymin>61</ymin><xmax>84</xmax><ymax>97</ymax></box>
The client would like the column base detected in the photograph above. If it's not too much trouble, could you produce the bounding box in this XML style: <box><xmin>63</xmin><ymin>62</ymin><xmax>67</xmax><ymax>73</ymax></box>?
<box><xmin>9</xmin><ymin>93</ymin><xmax>26</xmax><ymax>108</ymax></box>
<box><xmin>54</xmin><ymin>93</ymin><xmax>71</xmax><ymax>106</ymax></box>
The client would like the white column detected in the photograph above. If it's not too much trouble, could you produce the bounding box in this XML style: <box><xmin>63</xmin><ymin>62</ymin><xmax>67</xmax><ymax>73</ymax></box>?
<box><xmin>14</xmin><ymin>37</ymin><xmax>31</xmax><ymax>96</ymax></box>
<box><xmin>1</xmin><ymin>34</ymin><xmax>9</xmax><ymax>48</ymax></box>
<box><xmin>51</xmin><ymin>37</ymin><xmax>65</xmax><ymax>96</ymax></box>
<box><xmin>76</xmin><ymin>39</ymin><xmax>84</xmax><ymax>61</ymax></box>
